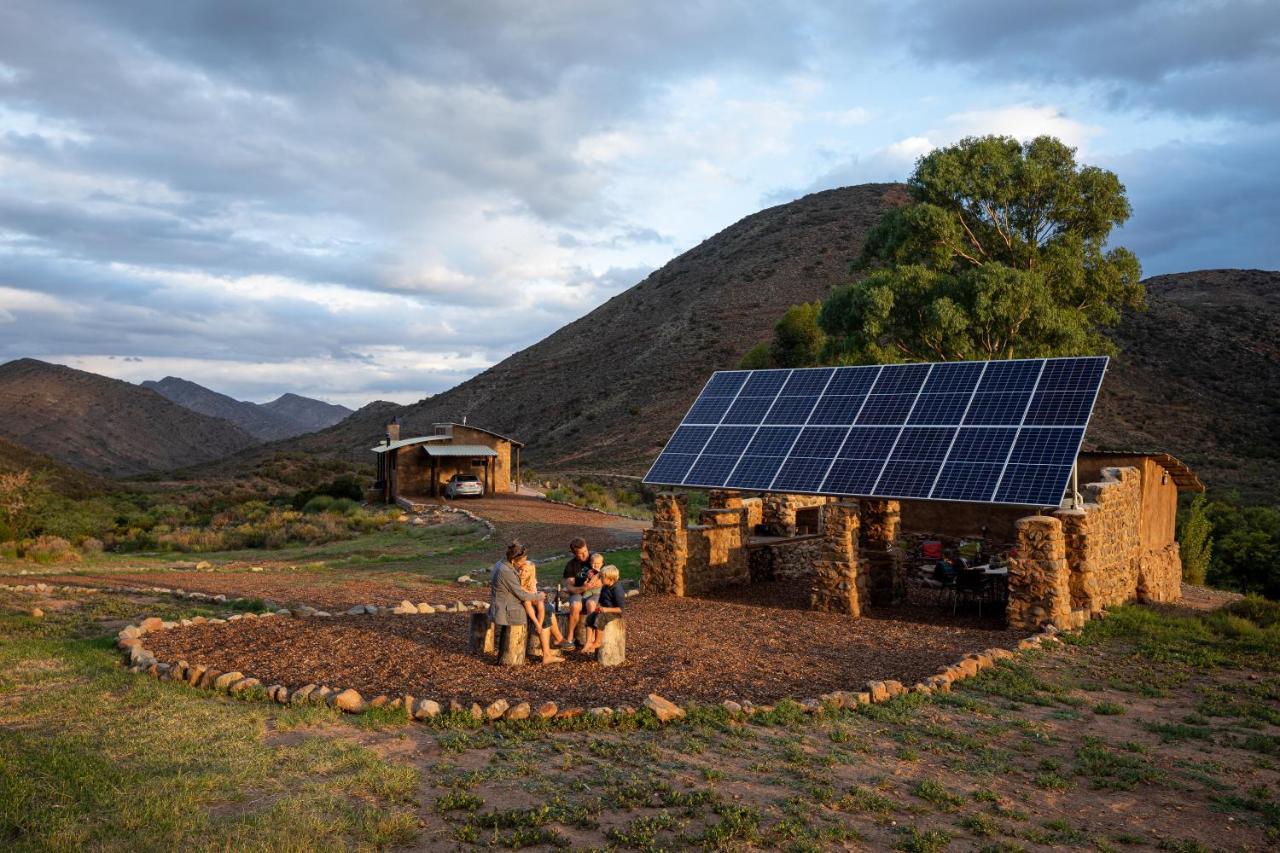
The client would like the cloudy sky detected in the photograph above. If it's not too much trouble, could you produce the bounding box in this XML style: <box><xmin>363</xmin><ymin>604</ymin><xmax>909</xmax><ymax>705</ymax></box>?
<box><xmin>1</xmin><ymin>1</ymin><xmax>1277</xmax><ymax>407</ymax></box>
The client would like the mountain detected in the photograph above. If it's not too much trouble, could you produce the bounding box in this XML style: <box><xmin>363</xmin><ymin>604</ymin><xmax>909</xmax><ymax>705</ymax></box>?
<box><xmin>286</xmin><ymin>183</ymin><xmax>911</xmax><ymax>466</ymax></box>
<box><xmin>0</xmin><ymin>359</ymin><xmax>256</xmax><ymax>478</ymax></box>
<box><xmin>0</xmin><ymin>434</ymin><xmax>108</xmax><ymax>495</ymax></box>
<box><xmin>222</xmin><ymin>185</ymin><xmax>1277</xmax><ymax>502</ymax></box>
<box><xmin>140</xmin><ymin>378</ymin><xmax>352</xmax><ymax>441</ymax></box>
<box><xmin>260</xmin><ymin>393</ymin><xmax>353</xmax><ymax>434</ymax></box>
<box><xmin>1089</xmin><ymin>268</ymin><xmax>1280</xmax><ymax>503</ymax></box>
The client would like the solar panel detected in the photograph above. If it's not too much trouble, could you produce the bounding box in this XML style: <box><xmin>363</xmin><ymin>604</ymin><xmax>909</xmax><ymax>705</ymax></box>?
<box><xmin>644</xmin><ymin>356</ymin><xmax>1108</xmax><ymax>507</ymax></box>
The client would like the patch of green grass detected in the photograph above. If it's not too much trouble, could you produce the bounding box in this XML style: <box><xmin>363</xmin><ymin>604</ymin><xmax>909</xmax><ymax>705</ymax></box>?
<box><xmin>895</xmin><ymin>825</ymin><xmax>952</xmax><ymax>852</ymax></box>
<box><xmin>1075</xmin><ymin>737</ymin><xmax>1160</xmax><ymax>790</ymax></box>
<box><xmin>607</xmin><ymin>812</ymin><xmax>683</xmax><ymax>849</ymax></box>
<box><xmin>913</xmin><ymin>779</ymin><xmax>964</xmax><ymax>812</ymax></box>
<box><xmin>1093</xmin><ymin>701</ymin><xmax>1126</xmax><ymax>715</ymax></box>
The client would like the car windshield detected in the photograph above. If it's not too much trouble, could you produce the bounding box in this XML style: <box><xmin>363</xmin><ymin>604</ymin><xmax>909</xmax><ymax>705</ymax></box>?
<box><xmin>455</xmin><ymin>475</ymin><xmax>479</xmax><ymax>482</ymax></box>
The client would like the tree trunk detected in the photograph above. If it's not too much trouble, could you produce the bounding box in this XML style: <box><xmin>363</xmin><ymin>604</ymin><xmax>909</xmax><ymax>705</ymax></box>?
<box><xmin>469</xmin><ymin>612</ymin><xmax>495</xmax><ymax>655</ymax></box>
<box><xmin>498</xmin><ymin>623</ymin><xmax>527</xmax><ymax>666</ymax></box>
<box><xmin>596</xmin><ymin>614</ymin><xmax>626</xmax><ymax>667</ymax></box>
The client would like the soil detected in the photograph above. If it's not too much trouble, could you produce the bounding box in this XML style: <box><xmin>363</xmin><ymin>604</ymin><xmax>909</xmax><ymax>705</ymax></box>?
<box><xmin>426</xmin><ymin>493</ymin><xmax>647</xmax><ymax>558</ymax></box>
<box><xmin>141</xmin><ymin>582</ymin><xmax>1023</xmax><ymax>707</ymax></box>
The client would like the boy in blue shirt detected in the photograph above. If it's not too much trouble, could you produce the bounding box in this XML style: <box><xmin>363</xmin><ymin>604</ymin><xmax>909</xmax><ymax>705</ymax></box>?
<box><xmin>580</xmin><ymin>565</ymin><xmax>624</xmax><ymax>656</ymax></box>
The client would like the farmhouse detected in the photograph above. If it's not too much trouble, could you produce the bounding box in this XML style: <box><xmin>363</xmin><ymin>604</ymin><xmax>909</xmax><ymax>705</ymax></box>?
<box><xmin>370</xmin><ymin>419</ymin><xmax>523</xmax><ymax>503</ymax></box>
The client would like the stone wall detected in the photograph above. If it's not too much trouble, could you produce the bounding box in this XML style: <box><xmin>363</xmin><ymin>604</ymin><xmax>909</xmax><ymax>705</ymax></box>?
<box><xmin>811</xmin><ymin>501</ymin><xmax>863</xmax><ymax>615</ymax></box>
<box><xmin>760</xmin><ymin>493</ymin><xmax>832</xmax><ymax>536</ymax></box>
<box><xmin>859</xmin><ymin>499</ymin><xmax>906</xmax><ymax>607</ymax></box>
<box><xmin>641</xmin><ymin>494</ymin><xmax>689</xmax><ymax>595</ymax></box>
<box><xmin>747</xmin><ymin>536</ymin><xmax>822</xmax><ymax>583</ymax></box>
<box><xmin>641</xmin><ymin>493</ymin><xmax>748</xmax><ymax>596</ymax></box>
<box><xmin>1008</xmin><ymin>516</ymin><xmax>1074</xmax><ymax>630</ymax></box>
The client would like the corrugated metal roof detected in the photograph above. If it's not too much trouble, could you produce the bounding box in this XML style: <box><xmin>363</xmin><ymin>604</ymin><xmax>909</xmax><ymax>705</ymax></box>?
<box><xmin>369</xmin><ymin>436</ymin><xmax>448</xmax><ymax>454</ymax></box>
<box><xmin>422</xmin><ymin>444</ymin><xmax>499</xmax><ymax>457</ymax></box>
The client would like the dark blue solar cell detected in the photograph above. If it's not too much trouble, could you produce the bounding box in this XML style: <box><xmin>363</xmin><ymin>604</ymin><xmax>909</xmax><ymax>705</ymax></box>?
<box><xmin>746</xmin><ymin>426</ymin><xmax>801</xmax><ymax>456</ymax></box>
<box><xmin>840</xmin><ymin>427</ymin><xmax>901</xmax><ymax>459</ymax></box>
<box><xmin>964</xmin><ymin>392</ymin><xmax>1032</xmax><ymax>425</ymax></box>
<box><xmin>685</xmin><ymin>454</ymin><xmax>743</xmax><ymax>487</ymax></box>
<box><xmin>821</xmin><ymin>458</ymin><xmax>883</xmax><ymax>495</ymax></box>
<box><xmin>871</xmin><ymin>363</ymin><xmax>930</xmax><ymax>395</ymax></box>
<box><xmin>683</xmin><ymin>395</ymin><xmax>732</xmax><ymax>424</ymax></box>
<box><xmin>890</xmin><ymin>427</ymin><xmax>956</xmax><ymax>462</ymax></box>
<box><xmin>922</xmin><ymin>361</ymin><xmax>984</xmax><ymax>394</ymax></box>
<box><xmin>703</xmin><ymin>371</ymin><xmax>749</xmax><ymax>396</ymax></box>
<box><xmin>772</xmin><ymin>456</ymin><xmax>833</xmax><ymax>492</ymax></box>
<box><xmin>645</xmin><ymin>452</ymin><xmax>698</xmax><ymax>484</ymax></box>
<box><xmin>781</xmin><ymin>368</ymin><xmax>834</xmax><ymax>396</ymax></box>
<box><xmin>947</xmin><ymin>427</ymin><xmax>1017</xmax><ymax>462</ymax></box>
<box><xmin>994</xmin><ymin>464</ymin><xmax>1073</xmax><ymax>505</ymax></box>
<box><xmin>722</xmin><ymin>396</ymin><xmax>775</xmax><ymax>424</ymax></box>
<box><xmin>827</xmin><ymin>366</ymin><xmax>880</xmax><ymax>395</ymax></box>
<box><xmin>909</xmin><ymin>393</ymin><xmax>971</xmax><ymax>425</ymax></box>
<box><xmin>809</xmin><ymin>395</ymin><xmax>867</xmax><ymax>425</ymax></box>
<box><xmin>790</xmin><ymin>426</ymin><xmax>850</xmax><ymax>459</ymax></box>
<box><xmin>856</xmin><ymin>394</ymin><xmax>917</xmax><ymax>424</ymax></box>
<box><xmin>664</xmin><ymin>425</ymin><xmax>714</xmax><ymax>455</ymax></box>
<box><xmin>1010</xmin><ymin>427</ymin><xmax>1085</xmax><ymax>466</ymax></box>
<box><xmin>875</xmin><ymin>461</ymin><xmax>941</xmax><ymax>498</ymax></box>
<box><xmin>741</xmin><ymin>370</ymin><xmax>789</xmax><ymax>396</ymax></box>
<box><xmin>703</xmin><ymin>426</ymin><xmax>756</xmax><ymax>456</ymax></box>
<box><xmin>1023</xmin><ymin>392</ymin><xmax>1095</xmax><ymax>426</ymax></box>
<box><xmin>726</xmin><ymin>455</ymin><xmax>785</xmax><ymax>490</ymax></box>
<box><xmin>977</xmin><ymin>359</ymin><xmax>1043</xmax><ymax>393</ymax></box>
<box><xmin>932</xmin><ymin>462</ymin><xmax>1006</xmax><ymax>501</ymax></box>
<box><xmin>1037</xmin><ymin>357</ymin><xmax>1107</xmax><ymax>394</ymax></box>
<box><xmin>764</xmin><ymin>395</ymin><xmax>818</xmax><ymax>424</ymax></box>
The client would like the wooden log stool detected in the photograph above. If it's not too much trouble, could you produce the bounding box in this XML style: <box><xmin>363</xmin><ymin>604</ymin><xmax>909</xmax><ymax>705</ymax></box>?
<box><xmin>497</xmin><ymin>623</ymin><xmax>527</xmax><ymax>666</ymax></box>
<box><xmin>525</xmin><ymin>613</ymin><xmax>567</xmax><ymax>658</ymax></box>
<box><xmin>595</xmin><ymin>613</ymin><xmax>626</xmax><ymax>667</ymax></box>
<box><xmin>469</xmin><ymin>612</ymin><xmax>496</xmax><ymax>656</ymax></box>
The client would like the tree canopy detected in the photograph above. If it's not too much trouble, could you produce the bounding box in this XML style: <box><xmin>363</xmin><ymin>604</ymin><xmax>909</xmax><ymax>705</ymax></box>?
<box><xmin>818</xmin><ymin>135</ymin><xmax>1144</xmax><ymax>364</ymax></box>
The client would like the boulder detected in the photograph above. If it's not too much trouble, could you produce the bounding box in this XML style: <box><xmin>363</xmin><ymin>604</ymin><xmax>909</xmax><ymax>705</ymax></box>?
<box><xmin>417</xmin><ymin>603</ymin><xmax>435</xmax><ymax>614</ymax></box>
<box><xmin>369</xmin><ymin>695</ymin><xmax>390</xmax><ymax>708</ymax></box>
<box><xmin>267</xmin><ymin>685</ymin><xmax>288</xmax><ymax>703</ymax></box>
<box><xmin>393</xmin><ymin>600</ymin><xmax>416</xmax><ymax>615</ymax></box>
<box><xmin>866</xmin><ymin>681</ymin><xmax>891</xmax><ymax>703</ymax></box>
<box><xmin>213</xmin><ymin>671</ymin><xmax>245</xmax><ymax>692</ymax></box>
<box><xmin>535</xmin><ymin>701</ymin><xmax>558</xmax><ymax>719</ymax></box>
<box><xmin>456</xmin><ymin>575</ymin><xmax>472</xmax><ymax>584</ymax></box>
<box><xmin>555</xmin><ymin>707</ymin><xmax>583</xmax><ymax>719</ymax></box>
<box><xmin>448</xmin><ymin>699</ymin><xmax>465</xmax><ymax>714</ymax></box>
<box><xmin>469</xmin><ymin>703</ymin><xmax>484</xmax><ymax>720</ymax></box>
<box><xmin>723</xmin><ymin>700</ymin><xmax>743</xmax><ymax>715</ymax></box>
<box><xmin>290</xmin><ymin>684</ymin><xmax>318</xmax><ymax>704</ymax></box>
<box><xmin>484</xmin><ymin>699</ymin><xmax>509</xmax><ymax>720</ymax></box>
<box><xmin>414</xmin><ymin>699</ymin><xmax>442</xmax><ymax>719</ymax></box>
<box><xmin>140</xmin><ymin>617</ymin><xmax>164</xmax><ymax>633</ymax></box>
<box><xmin>334</xmin><ymin>689</ymin><xmax>366</xmax><ymax>713</ymax></box>
<box><xmin>643</xmin><ymin>694</ymin><xmax>685</xmax><ymax>723</ymax></box>
<box><xmin>195</xmin><ymin>561</ymin><xmax>212</xmax><ymax>570</ymax></box>
<box><xmin>504</xmin><ymin>702</ymin><xmax>531</xmax><ymax>721</ymax></box>
<box><xmin>345</xmin><ymin>605</ymin><xmax>366</xmax><ymax>616</ymax></box>
<box><xmin>30</xmin><ymin>608</ymin><xmax>44</xmax><ymax>619</ymax></box>
<box><xmin>230</xmin><ymin>678</ymin><xmax>261</xmax><ymax>694</ymax></box>
<box><xmin>198</xmin><ymin>669</ymin><xmax>222</xmax><ymax>689</ymax></box>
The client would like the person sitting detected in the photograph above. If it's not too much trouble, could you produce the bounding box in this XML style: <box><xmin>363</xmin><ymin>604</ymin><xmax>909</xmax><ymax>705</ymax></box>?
<box><xmin>561</xmin><ymin>537</ymin><xmax>591</xmax><ymax>650</ymax></box>
<box><xmin>579</xmin><ymin>565</ymin><xmax>624</xmax><ymax>656</ymax></box>
<box><xmin>934</xmin><ymin>552</ymin><xmax>959</xmax><ymax>583</ymax></box>
<box><xmin>579</xmin><ymin>551</ymin><xmax>605</xmax><ymax>615</ymax></box>
<box><xmin>517</xmin><ymin>558</ymin><xmax>566</xmax><ymax>661</ymax></box>
<box><xmin>488</xmin><ymin>541</ymin><xmax>561</xmax><ymax>665</ymax></box>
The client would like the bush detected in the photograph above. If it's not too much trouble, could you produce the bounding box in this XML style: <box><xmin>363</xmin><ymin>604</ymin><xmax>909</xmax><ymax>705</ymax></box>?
<box><xmin>79</xmin><ymin>537</ymin><xmax>104</xmax><ymax>554</ymax></box>
<box><xmin>24</xmin><ymin>535</ymin><xmax>80</xmax><ymax>564</ymax></box>
<box><xmin>329</xmin><ymin>497</ymin><xmax>358</xmax><ymax>515</ymax></box>
<box><xmin>1203</xmin><ymin>498</ymin><xmax>1280</xmax><ymax>599</ymax></box>
<box><xmin>302</xmin><ymin>495</ymin><xmax>335</xmax><ymax>514</ymax></box>
<box><xmin>1179</xmin><ymin>494</ymin><xmax>1212</xmax><ymax>585</ymax></box>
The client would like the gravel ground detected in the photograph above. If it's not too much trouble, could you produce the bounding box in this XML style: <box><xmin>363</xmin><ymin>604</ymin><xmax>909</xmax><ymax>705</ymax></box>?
<box><xmin>426</xmin><ymin>493</ymin><xmax>648</xmax><ymax>558</ymax></box>
<box><xmin>142</xmin><ymin>583</ymin><xmax>1024</xmax><ymax>707</ymax></box>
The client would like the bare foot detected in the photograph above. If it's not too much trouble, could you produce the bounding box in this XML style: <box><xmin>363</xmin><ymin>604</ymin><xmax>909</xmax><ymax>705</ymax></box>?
<box><xmin>541</xmin><ymin>653</ymin><xmax>565</xmax><ymax>664</ymax></box>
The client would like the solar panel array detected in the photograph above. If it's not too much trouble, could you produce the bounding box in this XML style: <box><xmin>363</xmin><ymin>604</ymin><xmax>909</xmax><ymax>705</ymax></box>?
<box><xmin>643</xmin><ymin>356</ymin><xmax>1107</xmax><ymax>507</ymax></box>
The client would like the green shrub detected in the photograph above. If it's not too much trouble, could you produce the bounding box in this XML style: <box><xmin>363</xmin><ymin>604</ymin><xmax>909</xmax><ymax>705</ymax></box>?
<box><xmin>1179</xmin><ymin>494</ymin><xmax>1212</xmax><ymax>586</ymax></box>
<box><xmin>329</xmin><ymin>497</ymin><xmax>358</xmax><ymax>515</ymax></box>
<box><xmin>302</xmin><ymin>495</ymin><xmax>335</xmax><ymax>514</ymax></box>
<box><xmin>24</xmin><ymin>535</ymin><xmax>80</xmax><ymax>564</ymax></box>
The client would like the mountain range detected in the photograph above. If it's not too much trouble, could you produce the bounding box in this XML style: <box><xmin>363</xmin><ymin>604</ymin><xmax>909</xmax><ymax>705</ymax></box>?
<box><xmin>140</xmin><ymin>377</ymin><xmax>352</xmax><ymax>441</ymax></box>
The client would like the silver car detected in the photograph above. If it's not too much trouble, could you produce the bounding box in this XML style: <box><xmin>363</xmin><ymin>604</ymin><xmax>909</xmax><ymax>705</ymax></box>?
<box><xmin>444</xmin><ymin>473</ymin><xmax>484</xmax><ymax>498</ymax></box>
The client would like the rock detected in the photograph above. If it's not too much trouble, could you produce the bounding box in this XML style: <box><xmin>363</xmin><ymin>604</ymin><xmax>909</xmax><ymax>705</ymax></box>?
<box><xmin>504</xmin><ymin>702</ymin><xmax>531</xmax><ymax>721</ymax></box>
<box><xmin>415</xmin><ymin>699</ymin><xmax>442</xmax><ymax>719</ymax></box>
<box><xmin>198</xmin><ymin>669</ymin><xmax>222</xmax><ymax>689</ymax></box>
<box><xmin>334</xmin><ymin>689</ymin><xmax>366</xmax><ymax>713</ymax></box>
<box><xmin>185</xmin><ymin>664</ymin><xmax>208</xmax><ymax>686</ymax></box>
<box><xmin>883</xmin><ymin>680</ymin><xmax>905</xmax><ymax>697</ymax></box>
<box><xmin>370</xmin><ymin>695</ymin><xmax>390</xmax><ymax>708</ymax></box>
<box><xmin>470</xmin><ymin>600</ymin><xmax>487</xmax><ymax>609</ymax></box>
<box><xmin>230</xmin><ymin>678</ymin><xmax>261</xmax><ymax>694</ymax></box>
<box><xmin>394</xmin><ymin>600</ymin><xmax>416</xmax><ymax>614</ymax></box>
<box><xmin>291</xmin><ymin>684</ymin><xmax>318</xmax><ymax>704</ymax></box>
<box><xmin>535</xmin><ymin>701</ymin><xmax>558</xmax><ymax>719</ymax></box>
<box><xmin>451</xmin><ymin>601</ymin><xmax>466</xmax><ymax>613</ymax></box>
<box><xmin>195</xmin><ymin>561</ymin><xmax>212</xmax><ymax>570</ymax></box>
<box><xmin>267</xmin><ymin>685</ymin><xmax>287</xmax><ymax>703</ymax></box>
<box><xmin>456</xmin><ymin>575</ymin><xmax>472</xmax><ymax>584</ymax></box>
<box><xmin>417</xmin><ymin>603</ymin><xmax>435</xmax><ymax>614</ymax></box>
<box><xmin>313</xmin><ymin>686</ymin><xmax>334</xmax><ymax>704</ymax></box>
<box><xmin>866</xmin><ymin>681</ymin><xmax>891</xmax><ymax>703</ymax></box>
<box><xmin>556</xmin><ymin>707</ymin><xmax>583</xmax><ymax>719</ymax></box>
<box><xmin>484</xmin><ymin>699</ymin><xmax>509</xmax><ymax>720</ymax></box>
<box><xmin>448</xmin><ymin>699</ymin><xmax>465</xmax><ymax>714</ymax></box>
<box><xmin>250</xmin><ymin>566</ymin><xmax>263</xmax><ymax>572</ymax></box>
<box><xmin>801</xmin><ymin>698</ymin><xmax>821</xmax><ymax>713</ymax></box>
<box><xmin>469</xmin><ymin>703</ymin><xmax>484</xmax><ymax>720</ymax></box>
<box><xmin>589</xmin><ymin>707</ymin><xmax>614</xmax><ymax>718</ymax></box>
<box><xmin>643</xmin><ymin>694</ymin><xmax>685</xmax><ymax>722</ymax></box>
<box><xmin>213</xmin><ymin>671</ymin><xmax>245</xmax><ymax>692</ymax></box>
<box><xmin>30</xmin><ymin>608</ymin><xmax>44</xmax><ymax>618</ymax></box>
<box><xmin>140</xmin><ymin>617</ymin><xmax>164</xmax><ymax>633</ymax></box>
<box><xmin>723</xmin><ymin>700</ymin><xmax>742</xmax><ymax>715</ymax></box>
<box><xmin>625</xmin><ymin>588</ymin><xmax>640</xmax><ymax>598</ymax></box>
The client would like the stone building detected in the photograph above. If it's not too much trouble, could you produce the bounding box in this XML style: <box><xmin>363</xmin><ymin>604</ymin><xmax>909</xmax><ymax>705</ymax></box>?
<box><xmin>370</xmin><ymin>420</ymin><xmax>524</xmax><ymax>503</ymax></box>
<box><xmin>640</xmin><ymin>452</ymin><xmax>1201</xmax><ymax>632</ymax></box>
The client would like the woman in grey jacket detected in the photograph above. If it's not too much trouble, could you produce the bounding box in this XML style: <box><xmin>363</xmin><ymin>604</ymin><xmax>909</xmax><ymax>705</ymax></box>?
<box><xmin>488</xmin><ymin>541</ymin><xmax>563</xmax><ymax>664</ymax></box>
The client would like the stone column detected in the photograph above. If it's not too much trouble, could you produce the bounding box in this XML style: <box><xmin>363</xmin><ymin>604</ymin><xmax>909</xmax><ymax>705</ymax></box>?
<box><xmin>1054</xmin><ymin>507</ymin><xmax>1100</xmax><ymax>615</ymax></box>
<box><xmin>642</xmin><ymin>493</ymin><xmax>689</xmax><ymax>595</ymax></box>
<box><xmin>696</xmin><ymin>506</ymin><xmax>749</xmax><ymax>590</ymax></box>
<box><xmin>708</xmin><ymin>489</ymin><xmax>743</xmax><ymax>510</ymax></box>
<box><xmin>860</xmin><ymin>499</ymin><xmax>905</xmax><ymax>606</ymax></box>
<box><xmin>811</xmin><ymin>501</ymin><xmax>862</xmax><ymax>615</ymax></box>
<box><xmin>1008</xmin><ymin>515</ymin><xmax>1073</xmax><ymax>630</ymax></box>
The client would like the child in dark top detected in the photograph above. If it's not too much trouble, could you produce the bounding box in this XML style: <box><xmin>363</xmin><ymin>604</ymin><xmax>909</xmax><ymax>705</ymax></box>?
<box><xmin>580</xmin><ymin>565</ymin><xmax>623</xmax><ymax>655</ymax></box>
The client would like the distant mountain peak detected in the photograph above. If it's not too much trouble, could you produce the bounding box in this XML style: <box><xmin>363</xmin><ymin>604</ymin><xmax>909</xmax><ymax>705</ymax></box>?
<box><xmin>143</xmin><ymin>377</ymin><xmax>354</xmax><ymax>441</ymax></box>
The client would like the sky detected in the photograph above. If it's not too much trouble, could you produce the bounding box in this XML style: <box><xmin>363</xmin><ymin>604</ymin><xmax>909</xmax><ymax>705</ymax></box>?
<box><xmin>1</xmin><ymin>1</ymin><xmax>1277</xmax><ymax>408</ymax></box>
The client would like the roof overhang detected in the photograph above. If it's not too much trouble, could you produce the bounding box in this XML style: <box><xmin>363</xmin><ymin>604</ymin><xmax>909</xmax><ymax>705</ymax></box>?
<box><xmin>370</xmin><ymin>436</ymin><xmax>449</xmax><ymax>453</ymax></box>
<box><xmin>433</xmin><ymin>422</ymin><xmax>524</xmax><ymax>447</ymax></box>
<box><xmin>1082</xmin><ymin>450</ymin><xmax>1205</xmax><ymax>493</ymax></box>
<box><xmin>422</xmin><ymin>444</ymin><xmax>499</xmax><ymax>458</ymax></box>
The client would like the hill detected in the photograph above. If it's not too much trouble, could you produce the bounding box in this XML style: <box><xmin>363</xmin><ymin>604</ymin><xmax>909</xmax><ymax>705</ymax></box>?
<box><xmin>260</xmin><ymin>393</ymin><xmax>353</xmax><ymax>434</ymax></box>
<box><xmin>287</xmin><ymin>183</ymin><xmax>911</xmax><ymax>467</ymax></box>
<box><xmin>0</xmin><ymin>434</ymin><xmax>108</xmax><ymax>495</ymax></box>
<box><xmin>141</xmin><ymin>378</ymin><xmax>352</xmax><ymax>441</ymax></box>
<box><xmin>1089</xmin><ymin>268</ymin><xmax>1280</xmax><ymax>502</ymax></box>
<box><xmin>0</xmin><ymin>359</ymin><xmax>257</xmax><ymax>478</ymax></box>
<box><xmin>219</xmin><ymin>185</ymin><xmax>1277</xmax><ymax>502</ymax></box>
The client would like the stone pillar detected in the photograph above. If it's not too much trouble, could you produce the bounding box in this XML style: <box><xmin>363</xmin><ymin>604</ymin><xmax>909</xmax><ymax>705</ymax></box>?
<box><xmin>1008</xmin><ymin>515</ymin><xmax>1073</xmax><ymax>631</ymax></box>
<box><xmin>693</xmin><ymin>507</ymin><xmax>749</xmax><ymax>592</ymax></box>
<box><xmin>860</xmin><ymin>499</ymin><xmax>905</xmax><ymax>607</ymax></box>
<box><xmin>811</xmin><ymin>501</ymin><xmax>862</xmax><ymax>615</ymax></box>
<box><xmin>708</xmin><ymin>489</ymin><xmax>743</xmax><ymax>510</ymax></box>
<box><xmin>641</xmin><ymin>493</ymin><xmax>689</xmax><ymax>595</ymax></box>
<box><xmin>1054</xmin><ymin>507</ymin><xmax>1101</xmax><ymax>614</ymax></box>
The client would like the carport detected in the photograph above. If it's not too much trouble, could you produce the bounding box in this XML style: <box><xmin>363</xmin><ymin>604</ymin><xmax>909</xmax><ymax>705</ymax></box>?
<box><xmin>423</xmin><ymin>445</ymin><xmax>499</xmax><ymax>497</ymax></box>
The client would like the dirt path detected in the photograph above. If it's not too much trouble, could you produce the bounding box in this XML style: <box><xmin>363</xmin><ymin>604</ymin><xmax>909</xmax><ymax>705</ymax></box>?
<box><xmin>424</xmin><ymin>493</ymin><xmax>647</xmax><ymax>559</ymax></box>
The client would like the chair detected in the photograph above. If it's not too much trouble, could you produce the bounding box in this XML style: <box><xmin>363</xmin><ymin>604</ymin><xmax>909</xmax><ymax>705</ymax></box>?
<box><xmin>952</xmin><ymin>570</ymin><xmax>988</xmax><ymax>617</ymax></box>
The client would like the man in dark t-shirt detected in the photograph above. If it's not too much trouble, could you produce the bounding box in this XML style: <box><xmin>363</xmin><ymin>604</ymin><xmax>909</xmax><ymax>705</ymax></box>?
<box><xmin>561</xmin><ymin>537</ymin><xmax>590</xmax><ymax>649</ymax></box>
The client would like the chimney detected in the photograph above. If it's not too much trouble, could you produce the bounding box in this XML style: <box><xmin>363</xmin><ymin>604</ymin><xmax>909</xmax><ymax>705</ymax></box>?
<box><xmin>386</xmin><ymin>417</ymin><xmax>400</xmax><ymax>443</ymax></box>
